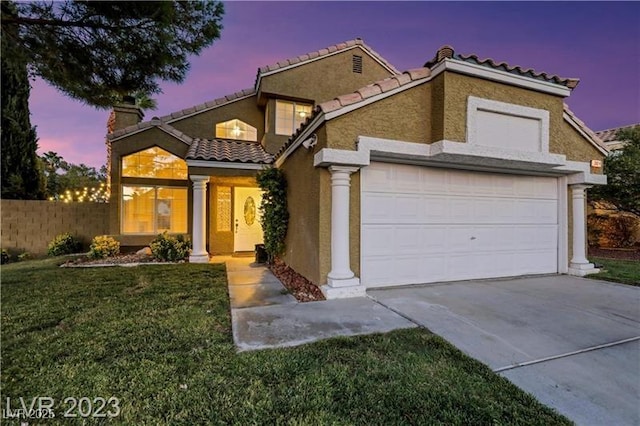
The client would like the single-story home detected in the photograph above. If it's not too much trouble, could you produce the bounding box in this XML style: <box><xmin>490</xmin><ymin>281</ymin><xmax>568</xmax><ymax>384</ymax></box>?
<box><xmin>106</xmin><ymin>38</ymin><xmax>608</xmax><ymax>298</ymax></box>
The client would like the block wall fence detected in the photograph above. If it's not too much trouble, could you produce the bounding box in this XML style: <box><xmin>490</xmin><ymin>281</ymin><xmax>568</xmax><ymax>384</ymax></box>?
<box><xmin>1</xmin><ymin>200</ymin><xmax>109</xmax><ymax>255</ymax></box>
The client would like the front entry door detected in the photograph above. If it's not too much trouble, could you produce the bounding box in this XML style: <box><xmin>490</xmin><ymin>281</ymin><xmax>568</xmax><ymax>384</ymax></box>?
<box><xmin>233</xmin><ymin>187</ymin><xmax>264</xmax><ymax>252</ymax></box>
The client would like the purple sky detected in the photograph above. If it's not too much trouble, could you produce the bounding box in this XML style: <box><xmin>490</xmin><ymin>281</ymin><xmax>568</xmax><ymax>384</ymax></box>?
<box><xmin>31</xmin><ymin>1</ymin><xmax>640</xmax><ymax>169</ymax></box>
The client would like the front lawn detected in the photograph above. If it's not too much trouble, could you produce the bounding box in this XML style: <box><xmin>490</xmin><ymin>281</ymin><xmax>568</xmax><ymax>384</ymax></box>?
<box><xmin>1</xmin><ymin>260</ymin><xmax>570</xmax><ymax>424</ymax></box>
<box><xmin>589</xmin><ymin>257</ymin><xmax>640</xmax><ymax>286</ymax></box>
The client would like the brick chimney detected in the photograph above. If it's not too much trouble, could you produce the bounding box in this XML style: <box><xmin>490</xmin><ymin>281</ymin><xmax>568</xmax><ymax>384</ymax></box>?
<box><xmin>107</xmin><ymin>95</ymin><xmax>144</xmax><ymax>133</ymax></box>
<box><xmin>105</xmin><ymin>95</ymin><xmax>144</xmax><ymax>191</ymax></box>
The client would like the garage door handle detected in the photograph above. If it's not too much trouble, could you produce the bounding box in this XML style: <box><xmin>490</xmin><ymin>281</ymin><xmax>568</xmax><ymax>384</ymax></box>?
<box><xmin>470</xmin><ymin>236</ymin><xmax>476</xmax><ymax>240</ymax></box>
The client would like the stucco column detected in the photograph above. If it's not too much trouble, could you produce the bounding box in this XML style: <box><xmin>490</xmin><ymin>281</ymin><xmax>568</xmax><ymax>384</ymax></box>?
<box><xmin>568</xmin><ymin>184</ymin><xmax>598</xmax><ymax>276</ymax></box>
<box><xmin>189</xmin><ymin>175</ymin><xmax>209</xmax><ymax>263</ymax></box>
<box><xmin>322</xmin><ymin>166</ymin><xmax>366</xmax><ymax>299</ymax></box>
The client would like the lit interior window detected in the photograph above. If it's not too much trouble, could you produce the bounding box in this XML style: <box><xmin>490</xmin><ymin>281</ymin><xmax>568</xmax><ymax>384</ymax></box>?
<box><xmin>121</xmin><ymin>186</ymin><xmax>187</xmax><ymax>234</ymax></box>
<box><xmin>275</xmin><ymin>100</ymin><xmax>313</xmax><ymax>135</ymax></box>
<box><xmin>121</xmin><ymin>147</ymin><xmax>187</xmax><ymax>179</ymax></box>
<box><xmin>215</xmin><ymin>119</ymin><xmax>257</xmax><ymax>142</ymax></box>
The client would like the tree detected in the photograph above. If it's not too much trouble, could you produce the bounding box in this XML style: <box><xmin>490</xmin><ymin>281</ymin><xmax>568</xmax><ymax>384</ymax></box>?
<box><xmin>1</xmin><ymin>1</ymin><xmax>224</xmax><ymax>199</ymax></box>
<box><xmin>1</xmin><ymin>1</ymin><xmax>46</xmax><ymax>199</ymax></box>
<box><xmin>590</xmin><ymin>127</ymin><xmax>640</xmax><ymax>216</ymax></box>
<box><xmin>2</xmin><ymin>1</ymin><xmax>225</xmax><ymax>107</ymax></box>
<box><xmin>40</xmin><ymin>151</ymin><xmax>108</xmax><ymax>202</ymax></box>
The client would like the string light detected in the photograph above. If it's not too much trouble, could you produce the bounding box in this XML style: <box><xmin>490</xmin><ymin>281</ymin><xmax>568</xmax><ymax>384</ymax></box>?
<box><xmin>48</xmin><ymin>184</ymin><xmax>110</xmax><ymax>203</ymax></box>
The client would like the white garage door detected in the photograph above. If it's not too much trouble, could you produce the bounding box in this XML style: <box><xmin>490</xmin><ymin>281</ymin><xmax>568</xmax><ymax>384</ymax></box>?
<box><xmin>361</xmin><ymin>162</ymin><xmax>558</xmax><ymax>287</ymax></box>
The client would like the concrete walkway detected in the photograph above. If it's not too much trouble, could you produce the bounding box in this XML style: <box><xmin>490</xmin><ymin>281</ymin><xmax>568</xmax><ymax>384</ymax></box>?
<box><xmin>213</xmin><ymin>256</ymin><xmax>416</xmax><ymax>351</ymax></box>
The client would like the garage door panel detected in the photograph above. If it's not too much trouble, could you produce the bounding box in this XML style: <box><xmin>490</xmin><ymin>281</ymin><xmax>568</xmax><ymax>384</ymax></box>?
<box><xmin>361</xmin><ymin>225</ymin><xmax>395</xmax><ymax>256</ymax></box>
<box><xmin>361</xmin><ymin>163</ymin><xmax>559</xmax><ymax>287</ymax></box>
<box><xmin>361</xmin><ymin>193</ymin><xmax>395</xmax><ymax>223</ymax></box>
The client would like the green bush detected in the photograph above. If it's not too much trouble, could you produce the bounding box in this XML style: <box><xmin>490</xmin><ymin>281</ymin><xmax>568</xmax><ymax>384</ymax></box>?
<box><xmin>1</xmin><ymin>249</ymin><xmax>10</xmax><ymax>264</ymax></box>
<box><xmin>256</xmin><ymin>167</ymin><xmax>289</xmax><ymax>260</ymax></box>
<box><xmin>47</xmin><ymin>233</ymin><xmax>80</xmax><ymax>257</ymax></box>
<box><xmin>150</xmin><ymin>232</ymin><xmax>191</xmax><ymax>262</ymax></box>
<box><xmin>89</xmin><ymin>235</ymin><xmax>120</xmax><ymax>259</ymax></box>
<box><xmin>17</xmin><ymin>252</ymin><xmax>31</xmax><ymax>262</ymax></box>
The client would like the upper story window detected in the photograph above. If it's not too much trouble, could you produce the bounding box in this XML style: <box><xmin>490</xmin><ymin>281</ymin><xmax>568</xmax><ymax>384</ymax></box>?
<box><xmin>122</xmin><ymin>147</ymin><xmax>187</xmax><ymax>179</ymax></box>
<box><xmin>275</xmin><ymin>100</ymin><xmax>313</xmax><ymax>135</ymax></box>
<box><xmin>216</xmin><ymin>119</ymin><xmax>257</xmax><ymax>142</ymax></box>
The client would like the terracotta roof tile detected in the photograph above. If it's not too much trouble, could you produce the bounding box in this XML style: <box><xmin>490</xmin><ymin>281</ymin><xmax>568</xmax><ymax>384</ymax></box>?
<box><xmin>595</xmin><ymin>124</ymin><xmax>639</xmax><ymax>142</ymax></box>
<box><xmin>156</xmin><ymin>88</ymin><xmax>255</xmax><ymax>123</ymax></box>
<box><xmin>186</xmin><ymin>139</ymin><xmax>274</xmax><ymax>164</ymax></box>
<box><xmin>357</xmin><ymin>84</ymin><xmax>383</xmax><ymax>99</ymax></box>
<box><xmin>377</xmin><ymin>77</ymin><xmax>401</xmax><ymax>92</ymax></box>
<box><xmin>424</xmin><ymin>45</ymin><xmax>580</xmax><ymax>89</ymax></box>
<box><xmin>273</xmin><ymin>67</ymin><xmax>433</xmax><ymax>160</ymax></box>
<box><xmin>336</xmin><ymin>92</ymin><xmax>363</xmax><ymax>107</ymax></box>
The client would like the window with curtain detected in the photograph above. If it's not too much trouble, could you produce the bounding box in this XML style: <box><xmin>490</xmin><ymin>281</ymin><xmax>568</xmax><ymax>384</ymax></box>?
<box><xmin>121</xmin><ymin>186</ymin><xmax>187</xmax><ymax>234</ymax></box>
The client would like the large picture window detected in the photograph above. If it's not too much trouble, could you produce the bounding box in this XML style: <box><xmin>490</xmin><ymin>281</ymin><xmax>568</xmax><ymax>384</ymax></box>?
<box><xmin>275</xmin><ymin>100</ymin><xmax>313</xmax><ymax>135</ymax></box>
<box><xmin>121</xmin><ymin>186</ymin><xmax>187</xmax><ymax>234</ymax></box>
<box><xmin>122</xmin><ymin>147</ymin><xmax>187</xmax><ymax>179</ymax></box>
<box><xmin>215</xmin><ymin>119</ymin><xmax>257</xmax><ymax>142</ymax></box>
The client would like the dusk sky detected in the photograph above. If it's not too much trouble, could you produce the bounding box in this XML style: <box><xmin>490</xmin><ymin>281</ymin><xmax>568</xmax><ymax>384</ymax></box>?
<box><xmin>31</xmin><ymin>1</ymin><xmax>640</xmax><ymax>169</ymax></box>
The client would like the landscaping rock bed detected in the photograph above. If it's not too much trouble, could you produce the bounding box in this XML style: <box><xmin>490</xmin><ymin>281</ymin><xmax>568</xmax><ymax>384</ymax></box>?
<box><xmin>269</xmin><ymin>258</ymin><xmax>325</xmax><ymax>302</ymax></box>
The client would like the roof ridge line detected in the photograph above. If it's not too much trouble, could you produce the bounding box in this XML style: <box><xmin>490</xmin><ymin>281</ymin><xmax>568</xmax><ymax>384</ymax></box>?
<box><xmin>425</xmin><ymin>45</ymin><xmax>579</xmax><ymax>89</ymax></box>
<box><xmin>253</xmin><ymin>38</ymin><xmax>400</xmax><ymax>89</ymax></box>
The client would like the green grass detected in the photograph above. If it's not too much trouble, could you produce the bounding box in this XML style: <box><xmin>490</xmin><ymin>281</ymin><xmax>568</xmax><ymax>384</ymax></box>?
<box><xmin>1</xmin><ymin>259</ymin><xmax>570</xmax><ymax>425</ymax></box>
<box><xmin>589</xmin><ymin>257</ymin><xmax>640</xmax><ymax>286</ymax></box>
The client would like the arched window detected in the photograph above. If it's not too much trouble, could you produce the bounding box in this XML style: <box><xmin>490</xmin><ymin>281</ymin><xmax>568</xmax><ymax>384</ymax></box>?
<box><xmin>215</xmin><ymin>119</ymin><xmax>257</xmax><ymax>142</ymax></box>
<box><xmin>122</xmin><ymin>147</ymin><xmax>187</xmax><ymax>179</ymax></box>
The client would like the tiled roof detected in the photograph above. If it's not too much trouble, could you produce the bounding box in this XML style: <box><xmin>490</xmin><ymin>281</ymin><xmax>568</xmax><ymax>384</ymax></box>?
<box><xmin>254</xmin><ymin>38</ymin><xmax>400</xmax><ymax>87</ymax></box>
<box><xmin>274</xmin><ymin>68</ymin><xmax>432</xmax><ymax>159</ymax></box>
<box><xmin>595</xmin><ymin>123</ymin><xmax>639</xmax><ymax>142</ymax></box>
<box><xmin>186</xmin><ymin>139</ymin><xmax>274</xmax><ymax>164</ymax></box>
<box><xmin>108</xmin><ymin>119</ymin><xmax>193</xmax><ymax>145</ymax></box>
<box><xmin>563</xmin><ymin>104</ymin><xmax>609</xmax><ymax>153</ymax></box>
<box><xmin>424</xmin><ymin>45</ymin><xmax>580</xmax><ymax>89</ymax></box>
<box><xmin>160</xmin><ymin>88</ymin><xmax>255</xmax><ymax>123</ymax></box>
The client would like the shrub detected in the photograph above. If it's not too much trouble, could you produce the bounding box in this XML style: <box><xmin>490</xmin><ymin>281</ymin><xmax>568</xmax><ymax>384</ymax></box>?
<box><xmin>1</xmin><ymin>249</ymin><xmax>10</xmax><ymax>264</ymax></box>
<box><xmin>89</xmin><ymin>235</ymin><xmax>120</xmax><ymax>259</ymax></box>
<box><xmin>47</xmin><ymin>233</ymin><xmax>80</xmax><ymax>257</ymax></box>
<box><xmin>256</xmin><ymin>167</ymin><xmax>289</xmax><ymax>261</ymax></box>
<box><xmin>150</xmin><ymin>232</ymin><xmax>191</xmax><ymax>262</ymax></box>
<box><xmin>17</xmin><ymin>252</ymin><xmax>31</xmax><ymax>261</ymax></box>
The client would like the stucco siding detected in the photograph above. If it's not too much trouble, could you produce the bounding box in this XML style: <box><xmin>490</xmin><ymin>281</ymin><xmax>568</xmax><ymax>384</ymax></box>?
<box><xmin>281</xmin><ymin>133</ymin><xmax>324</xmax><ymax>284</ymax></box>
<box><xmin>325</xmin><ymin>83</ymin><xmax>433</xmax><ymax>150</ymax></box>
<box><xmin>170</xmin><ymin>96</ymin><xmax>264</xmax><ymax>141</ymax></box>
<box><xmin>441</xmin><ymin>72</ymin><xmax>605</xmax><ymax>163</ymax></box>
<box><xmin>259</xmin><ymin>47</ymin><xmax>394</xmax><ymax>105</ymax></box>
<box><xmin>558</xmin><ymin>120</ymin><xmax>605</xmax><ymax>164</ymax></box>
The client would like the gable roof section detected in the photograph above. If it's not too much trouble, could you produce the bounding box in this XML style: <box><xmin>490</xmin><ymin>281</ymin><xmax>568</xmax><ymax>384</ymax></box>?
<box><xmin>254</xmin><ymin>38</ymin><xmax>400</xmax><ymax>89</ymax></box>
<box><xmin>274</xmin><ymin>68</ymin><xmax>432</xmax><ymax>160</ymax></box>
<box><xmin>424</xmin><ymin>46</ymin><xmax>580</xmax><ymax>89</ymax></box>
<box><xmin>108</xmin><ymin>119</ymin><xmax>193</xmax><ymax>145</ymax></box>
<box><xmin>562</xmin><ymin>104</ymin><xmax>609</xmax><ymax>155</ymax></box>
<box><xmin>186</xmin><ymin>139</ymin><xmax>273</xmax><ymax>164</ymax></box>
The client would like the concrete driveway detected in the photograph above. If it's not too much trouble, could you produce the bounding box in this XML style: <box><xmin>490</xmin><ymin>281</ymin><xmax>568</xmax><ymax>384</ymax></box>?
<box><xmin>369</xmin><ymin>275</ymin><xmax>640</xmax><ymax>426</ymax></box>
